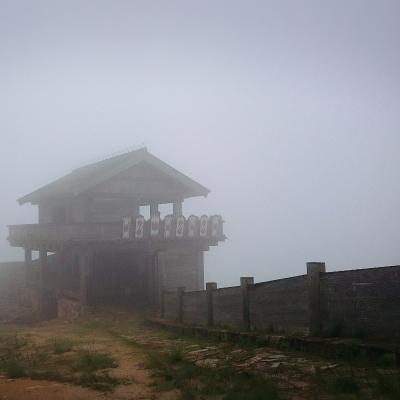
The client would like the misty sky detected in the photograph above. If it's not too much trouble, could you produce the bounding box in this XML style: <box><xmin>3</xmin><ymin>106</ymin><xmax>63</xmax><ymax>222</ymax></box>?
<box><xmin>0</xmin><ymin>0</ymin><xmax>399</xmax><ymax>286</ymax></box>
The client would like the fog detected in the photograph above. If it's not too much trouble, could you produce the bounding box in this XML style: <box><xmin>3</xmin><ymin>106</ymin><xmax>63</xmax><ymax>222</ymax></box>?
<box><xmin>0</xmin><ymin>0</ymin><xmax>399</xmax><ymax>286</ymax></box>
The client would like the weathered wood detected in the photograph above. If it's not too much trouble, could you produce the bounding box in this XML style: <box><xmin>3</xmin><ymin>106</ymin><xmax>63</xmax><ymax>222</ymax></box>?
<box><xmin>24</xmin><ymin>248</ymin><xmax>32</xmax><ymax>283</ymax></box>
<box><xmin>39</xmin><ymin>249</ymin><xmax>47</xmax><ymax>287</ymax></box>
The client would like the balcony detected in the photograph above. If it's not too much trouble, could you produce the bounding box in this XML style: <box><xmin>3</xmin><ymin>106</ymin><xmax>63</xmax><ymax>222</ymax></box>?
<box><xmin>8</xmin><ymin>215</ymin><xmax>225</xmax><ymax>250</ymax></box>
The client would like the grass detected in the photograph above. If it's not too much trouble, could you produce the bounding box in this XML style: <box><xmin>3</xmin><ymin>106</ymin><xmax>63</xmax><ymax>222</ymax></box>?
<box><xmin>77</xmin><ymin>371</ymin><xmax>121</xmax><ymax>391</ymax></box>
<box><xmin>2</xmin><ymin>315</ymin><xmax>400</xmax><ymax>399</ymax></box>
<box><xmin>73</xmin><ymin>350</ymin><xmax>117</xmax><ymax>372</ymax></box>
<box><xmin>0</xmin><ymin>331</ymin><xmax>120</xmax><ymax>392</ymax></box>
<box><xmin>145</xmin><ymin>343</ymin><xmax>280</xmax><ymax>400</ymax></box>
<box><xmin>333</xmin><ymin>375</ymin><xmax>359</xmax><ymax>394</ymax></box>
<box><xmin>0</xmin><ymin>332</ymin><xmax>31</xmax><ymax>378</ymax></box>
<box><xmin>224</xmin><ymin>377</ymin><xmax>279</xmax><ymax>400</ymax></box>
<box><xmin>53</xmin><ymin>338</ymin><xmax>74</xmax><ymax>354</ymax></box>
<box><xmin>166</xmin><ymin>344</ymin><xmax>184</xmax><ymax>363</ymax></box>
<box><xmin>375</xmin><ymin>372</ymin><xmax>400</xmax><ymax>399</ymax></box>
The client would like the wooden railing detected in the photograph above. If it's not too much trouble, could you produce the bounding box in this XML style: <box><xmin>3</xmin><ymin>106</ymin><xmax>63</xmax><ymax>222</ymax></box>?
<box><xmin>8</xmin><ymin>215</ymin><xmax>224</xmax><ymax>246</ymax></box>
<box><xmin>8</xmin><ymin>223</ymin><xmax>122</xmax><ymax>245</ymax></box>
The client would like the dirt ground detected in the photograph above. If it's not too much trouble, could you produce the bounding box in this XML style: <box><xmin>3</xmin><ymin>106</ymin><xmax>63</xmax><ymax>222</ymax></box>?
<box><xmin>0</xmin><ymin>310</ymin><xmax>399</xmax><ymax>400</ymax></box>
<box><xmin>0</xmin><ymin>312</ymin><xmax>179</xmax><ymax>400</ymax></box>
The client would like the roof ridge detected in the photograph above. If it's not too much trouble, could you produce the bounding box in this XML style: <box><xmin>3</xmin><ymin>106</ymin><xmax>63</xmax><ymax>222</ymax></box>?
<box><xmin>17</xmin><ymin>147</ymin><xmax>209</xmax><ymax>205</ymax></box>
<box><xmin>72</xmin><ymin>146</ymin><xmax>147</xmax><ymax>173</ymax></box>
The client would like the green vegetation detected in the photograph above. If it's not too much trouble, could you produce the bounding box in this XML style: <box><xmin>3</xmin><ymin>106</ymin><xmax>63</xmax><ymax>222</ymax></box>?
<box><xmin>0</xmin><ymin>331</ymin><xmax>120</xmax><ymax>392</ymax></box>
<box><xmin>333</xmin><ymin>375</ymin><xmax>359</xmax><ymax>394</ymax></box>
<box><xmin>145</xmin><ymin>343</ymin><xmax>280</xmax><ymax>400</ymax></box>
<box><xmin>0</xmin><ymin>332</ymin><xmax>37</xmax><ymax>378</ymax></box>
<box><xmin>77</xmin><ymin>371</ymin><xmax>121</xmax><ymax>391</ymax></box>
<box><xmin>375</xmin><ymin>372</ymin><xmax>400</xmax><ymax>399</ymax></box>
<box><xmin>73</xmin><ymin>350</ymin><xmax>117</xmax><ymax>372</ymax></box>
<box><xmin>52</xmin><ymin>338</ymin><xmax>74</xmax><ymax>354</ymax></box>
<box><xmin>165</xmin><ymin>343</ymin><xmax>184</xmax><ymax>363</ymax></box>
<box><xmin>1</xmin><ymin>314</ymin><xmax>399</xmax><ymax>399</ymax></box>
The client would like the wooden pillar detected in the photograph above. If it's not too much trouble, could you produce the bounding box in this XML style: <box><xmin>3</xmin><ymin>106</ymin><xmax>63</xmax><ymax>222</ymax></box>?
<box><xmin>307</xmin><ymin>262</ymin><xmax>326</xmax><ymax>336</ymax></box>
<box><xmin>154</xmin><ymin>252</ymin><xmax>162</xmax><ymax>306</ymax></box>
<box><xmin>132</xmin><ymin>199</ymin><xmax>140</xmax><ymax>217</ymax></box>
<box><xmin>197</xmin><ymin>252</ymin><xmax>205</xmax><ymax>290</ymax></box>
<box><xmin>173</xmin><ymin>201</ymin><xmax>183</xmax><ymax>217</ymax></box>
<box><xmin>80</xmin><ymin>252</ymin><xmax>92</xmax><ymax>311</ymax></box>
<box><xmin>24</xmin><ymin>248</ymin><xmax>32</xmax><ymax>283</ymax></box>
<box><xmin>146</xmin><ymin>253</ymin><xmax>158</xmax><ymax>306</ymax></box>
<box><xmin>39</xmin><ymin>249</ymin><xmax>48</xmax><ymax>287</ymax></box>
<box><xmin>150</xmin><ymin>203</ymin><xmax>159</xmax><ymax>217</ymax></box>
<box><xmin>241</xmin><ymin>277</ymin><xmax>254</xmax><ymax>331</ymax></box>
<box><xmin>206</xmin><ymin>282</ymin><xmax>217</xmax><ymax>327</ymax></box>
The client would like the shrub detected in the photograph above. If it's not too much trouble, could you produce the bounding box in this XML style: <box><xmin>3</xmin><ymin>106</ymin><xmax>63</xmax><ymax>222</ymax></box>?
<box><xmin>73</xmin><ymin>350</ymin><xmax>117</xmax><ymax>373</ymax></box>
<box><xmin>53</xmin><ymin>338</ymin><xmax>74</xmax><ymax>354</ymax></box>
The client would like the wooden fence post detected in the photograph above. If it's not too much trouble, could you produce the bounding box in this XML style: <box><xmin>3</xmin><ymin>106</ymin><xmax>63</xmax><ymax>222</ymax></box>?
<box><xmin>240</xmin><ymin>277</ymin><xmax>254</xmax><ymax>331</ymax></box>
<box><xmin>307</xmin><ymin>262</ymin><xmax>326</xmax><ymax>336</ymax></box>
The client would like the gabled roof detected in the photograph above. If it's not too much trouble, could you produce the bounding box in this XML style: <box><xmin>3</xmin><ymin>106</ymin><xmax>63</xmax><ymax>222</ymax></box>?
<box><xmin>18</xmin><ymin>148</ymin><xmax>210</xmax><ymax>205</ymax></box>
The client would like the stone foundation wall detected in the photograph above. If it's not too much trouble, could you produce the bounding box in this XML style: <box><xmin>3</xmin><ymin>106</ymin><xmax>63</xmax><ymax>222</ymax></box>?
<box><xmin>58</xmin><ymin>296</ymin><xmax>81</xmax><ymax>320</ymax></box>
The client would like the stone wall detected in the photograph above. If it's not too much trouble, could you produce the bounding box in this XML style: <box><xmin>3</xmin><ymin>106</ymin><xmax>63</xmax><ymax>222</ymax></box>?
<box><xmin>0</xmin><ymin>261</ymin><xmax>25</xmax><ymax>302</ymax></box>
<box><xmin>182</xmin><ymin>290</ymin><xmax>208</xmax><ymax>325</ymax></box>
<box><xmin>320</xmin><ymin>265</ymin><xmax>400</xmax><ymax>341</ymax></box>
<box><xmin>163</xmin><ymin>290</ymin><xmax>179</xmax><ymax>320</ymax></box>
<box><xmin>161</xmin><ymin>264</ymin><xmax>400</xmax><ymax>342</ymax></box>
<box><xmin>213</xmin><ymin>286</ymin><xmax>243</xmax><ymax>330</ymax></box>
<box><xmin>249</xmin><ymin>275</ymin><xmax>308</xmax><ymax>333</ymax></box>
<box><xmin>158</xmin><ymin>248</ymin><xmax>204</xmax><ymax>291</ymax></box>
<box><xmin>58</xmin><ymin>296</ymin><xmax>81</xmax><ymax>320</ymax></box>
<box><xmin>0</xmin><ymin>262</ymin><xmax>25</xmax><ymax>322</ymax></box>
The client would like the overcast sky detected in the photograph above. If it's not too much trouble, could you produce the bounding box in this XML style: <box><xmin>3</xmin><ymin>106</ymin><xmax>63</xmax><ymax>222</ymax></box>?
<box><xmin>0</xmin><ymin>0</ymin><xmax>399</xmax><ymax>286</ymax></box>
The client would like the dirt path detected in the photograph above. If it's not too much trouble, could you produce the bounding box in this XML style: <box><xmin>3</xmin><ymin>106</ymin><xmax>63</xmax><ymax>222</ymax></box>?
<box><xmin>0</xmin><ymin>378</ymin><xmax>105</xmax><ymax>400</ymax></box>
<box><xmin>0</xmin><ymin>315</ymin><xmax>179</xmax><ymax>400</ymax></box>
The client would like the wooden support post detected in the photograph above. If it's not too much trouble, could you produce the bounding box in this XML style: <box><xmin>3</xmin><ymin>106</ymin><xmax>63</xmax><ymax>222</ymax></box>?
<box><xmin>152</xmin><ymin>252</ymin><xmax>161</xmax><ymax>306</ymax></box>
<box><xmin>173</xmin><ymin>201</ymin><xmax>183</xmax><ymax>217</ymax></box>
<box><xmin>197</xmin><ymin>252</ymin><xmax>205</xmax><ymax>290</ymax></box>
<box><xmin>39</xmin><ymin>249</ymin><xmax>47</xmax><ymax>287</ymax></box>
<box><xmin>146</xmin><ymin>253</ymin><xmax>158</xmax><ymax>307</ymax></box>
<box><xmin>24</xmin><ymin>248</ymin><xmax>32</xmax><ymax>283</ymax></box>
<box><xmin>177</xmin><ymin>286</ymin><xmax>185</xmax><ymax>323</ymax></box>
<box><xmin>241</xmin><ymin>277</ymin><xmax>254</xmax><ymax>331</ymax></box>
<box><xmin>79</xmin><ymin>252</ymin><xmax>92</xmax><ymax>312</ymax></box>
<box><xmin>206</xmin><ymin>282</ymin><xmax>217</xmax><ymax>327</ymax></box>
<box><xmin>307</xmin><ymin>262</ymin><xmax>326</xmax><ymax>336</ymax></box>
<box><xmin>150</xmin><ymin>203</ymin><xmax>159</xmax><ymax>216</ymax></box>
<box><xmin>132</xmin><ymin>200</ymin><xmax>140</xmax><ymax>217</ymax></box>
